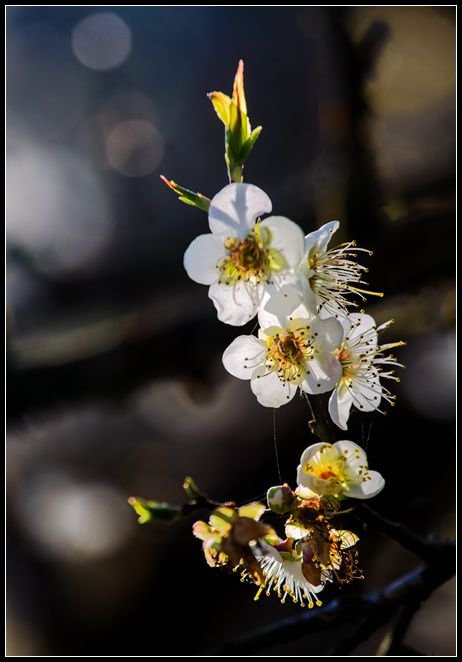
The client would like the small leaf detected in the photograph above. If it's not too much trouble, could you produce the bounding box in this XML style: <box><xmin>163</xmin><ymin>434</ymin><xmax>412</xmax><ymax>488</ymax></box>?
<box><xmin>128</xmin><ymin>496</ymin><xmax>181</xmax><ymax>524</ymax></box>
<box><xmin>160</xmin><ymin>176</ymin><xmax>210</xmax><ymax>212</ymax></box>
<box><xmin>227</xmin><ymin>100</ymin><xmax>250</xmax><ymax>160</ymax></box>
<box><xmin>238</xmin><ymin>126</ymin><xmax>262</xmax><ymax>163</ymax></box>
<box><xmin>232</xmin><ymin>59</ymin><xmax>247</xmax><ymax>116</ymax></box>
<box><xmin>209</xmin><ymin>507</ymin><xmax>236</xmax><ymax>532</ymax></box>
<box><xmin>208</xmin><ymin>91</ymin><xmax>232</xmax><ymax>125</ymax></box>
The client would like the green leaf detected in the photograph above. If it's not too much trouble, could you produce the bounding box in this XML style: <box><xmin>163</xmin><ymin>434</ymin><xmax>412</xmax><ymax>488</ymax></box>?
<box><xmin>227</xmin><ymin>100</ymin><xmax>251</xmax><ymax>156</ymax></box>
<box><xmin>208</xmin><ymin>91</ymin><xmax>232</xmax><ymax>125</ymax></box>
<box><xmin>160</xmin><ymin>176</ymin><xmax>210</xmax><ymax>212</ymax></box>
<box><xmin>238</xmin><ymin>126</ymin><xmax>262</xmax><ymax>163</ymax></box>
<box><xmin>128</xmin><ymin>497</ymin><xmax>182</xmax><ymax>524</ymax></box>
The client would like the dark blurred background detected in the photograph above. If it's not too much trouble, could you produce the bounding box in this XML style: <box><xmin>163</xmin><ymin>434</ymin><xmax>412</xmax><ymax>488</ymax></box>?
<box><xmin>6</xmin><ymin>6</ymin><xmax>455</xmax><ymax>656</ymax></box>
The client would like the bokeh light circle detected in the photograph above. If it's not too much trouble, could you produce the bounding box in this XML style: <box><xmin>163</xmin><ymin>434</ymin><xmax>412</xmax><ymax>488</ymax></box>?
<box><xmin>72</xmin><ymin>12</ymin><xmax>132</xmax><ymax>71</ymax></box>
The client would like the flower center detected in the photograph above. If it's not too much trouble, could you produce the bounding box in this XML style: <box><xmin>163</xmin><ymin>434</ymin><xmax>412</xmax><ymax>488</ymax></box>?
<box><xmin>265</xmin><ymin>330</ymin><xmax>313</xmax><ymax>384</ymax></box>
<box><xmin>303</xmin><ymin>454</ymin><xmax>348</xmax><ymax>493</ymax></box>
<box><xmin>334</xmin><ymin>345</ymin><xmax>350</xmax><ymax>364</ymax></box>
<box><xmin>334</xmin><ymin>343</ymin><xmax>359</xmax><ymax>381</ymax></box>
<box><xmin>218</xmin><ymin>225</ymin><xmax>285</xmax><ymax>285</ymax></box>
<box><xmin>319</xmin><ymin>470</ymin><xmax>337</xmax><ymax>480</ymax></box>
<box><xmin>307</xmin><ymin>462</ymin><xmax>344</xmax><ymax>483</ymax></box>
<box><xmin>229</xmin><ymin>235</ymin><xmax>265</xmax><ymax>271</ymax></box>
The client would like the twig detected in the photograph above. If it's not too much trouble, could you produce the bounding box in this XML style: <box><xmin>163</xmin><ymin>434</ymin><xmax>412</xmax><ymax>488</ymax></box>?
<box><xmin>355</xmin><ymin>503</ymin><xmax>454</xmax><ymax>566</ymax></box>
<box><xmin>304</xmin><ymin>393</ymin><xmax>337</xmax><ymax>444</ymax></box>
<box><xmin>213</xmin><ymin>545</ymin><xmax>455</xmax><ymax>655</ymax></box>
<box><xmin>379</xmin><ymin>600</ymin><xmax>423</xmax><ymax>656</ymax></box>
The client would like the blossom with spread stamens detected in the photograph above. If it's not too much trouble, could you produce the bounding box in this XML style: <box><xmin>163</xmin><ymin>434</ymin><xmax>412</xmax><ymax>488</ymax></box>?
<box><xmin>296</xmin><ymin>220</ymin><xmax>383</xmax><ymax>317</ymax></box>
<box><xmin>297</xmin><ymin>440</ymin><xmax>385</xmax><ymax>499</ymax></box>
<box><xmin>328</xmin><ymin>313</ymin><xmax>405</xmax><ymax>430</ymax></box>
<box><xmin>222</xmin><ymin>299</ymin><xmax>343</xmax><ymax>408</ymax></box>
<box><xmin>184</xmin><ymin>183</ymin><xmax>305</xmax><ymax>326</ymax></box>
<box><xmin>249</xmin><ymin>538</ymin><xmax>326</xmax><ymax>608</ymax></box>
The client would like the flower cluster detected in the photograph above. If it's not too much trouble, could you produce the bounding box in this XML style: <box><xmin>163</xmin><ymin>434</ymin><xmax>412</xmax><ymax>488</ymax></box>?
<box><xmin>185</xmin><ymin>182</ymin><xmax>404</xmax><ymax>427</ymax></box>
<box><xmin>191</xmin><ymin>441</ymin><xmax>384</xmax><ymax>608</ymax></box>
<box><xmin>128</xmin><ymin>61</ymin><xmax>407</xmax><ymax>611</ymax></box>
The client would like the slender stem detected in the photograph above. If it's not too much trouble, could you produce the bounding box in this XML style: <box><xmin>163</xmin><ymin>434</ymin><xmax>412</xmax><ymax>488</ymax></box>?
<box><xmin>382</xmin><ymin>600</ymin><xmax>423</xmax><ymax>655</ymax></box>
<box><xmin>304</xmin><ymin>392</ymin><xmax>337</xmax><ymax>444</ymax></box>
<box><xmin>355</xmin><ymin>503</ymin><xmax>454</xmax><ymax>566</ymax></box>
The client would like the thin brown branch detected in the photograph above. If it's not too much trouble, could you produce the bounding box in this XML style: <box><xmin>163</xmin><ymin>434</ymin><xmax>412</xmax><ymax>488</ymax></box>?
<box><xmin>355</xmin><ymin>503</ymin><xmax>454</xmax><ymax>566</ymax></box>
<box><xmin>213</xmin><ymin>543</ymin><xmax>455</xmax><ymax>655</ymax></box>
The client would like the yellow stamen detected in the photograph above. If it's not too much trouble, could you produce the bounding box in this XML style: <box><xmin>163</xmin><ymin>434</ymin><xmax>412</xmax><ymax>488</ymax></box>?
<box><xmin>348</xmin><ymin>286</ymin><xmax>384</xmax><ymax>297</ymax></box>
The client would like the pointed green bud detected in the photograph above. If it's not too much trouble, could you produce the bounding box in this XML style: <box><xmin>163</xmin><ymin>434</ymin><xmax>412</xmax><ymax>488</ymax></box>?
<box><xmin>183</xmin><ymin>476</ymin><xmax>204</xmax><ymax>501</ymax></box>
<box><xmin>128</xmin><ymin>497</ymin><xmax>182</xmax><ymax>524</ymax></box>
<box><xmin>208</xmin><ymin>60</ymin><xmax>262</xmax><ymax>183</ymax></box>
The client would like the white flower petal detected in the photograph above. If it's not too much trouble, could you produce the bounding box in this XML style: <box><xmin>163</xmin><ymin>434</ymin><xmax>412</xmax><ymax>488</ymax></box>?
<box><xmin>313</xmin><ymin>316</ymin><xmax>344</xmax><ymax>351</ymax></box>
<box><xmin>319</xmin><ymin>301</ymin><xmax>348</xmax><ymax>321</ymax></box>
<box><xmin>294</xmin><ymin>485</ymin><xmax>320</xmax><ymax>499</ymax></box>
<box><xmin>208</xmin><ymin>183</ymin><xmax>272</xmax><ymax>239</ymax></box>
<box><xmin>259</xmin><ymin>541</ymin><xmax>283</xmax><ymax>562</ymax></box>
<box><xmin>250</xmin><ymin>370</ymin><xmax>297</xmax><ymax>408</ymax></box>
<box><xmin>302</xmin><ymin>352</ymin><xmax>342</xmax><ymax>394</ymax></box>
<box><xmin>304</xmin><ymin>220</ymin><xmax>339</xmax><ymax>256</ymax></box>
<box><xmin>333</xmin><ymin>440</ymin><xmax>368</xmax><ymax>468</ymax></box>
<box><xmin>259</xmin><ymin>280</ymin><xmax>306</xmax><ymax>326</ymax></box>
<box><xmin>328</xmin><ymin>384</ymin><xmax>354</xmax><ymax>430</ymax></box>
<box><xmin>299</xmin><ymin>442</ymin><xmax>329</xmax><ymax>467</ymax></box>
<box><xmin>183</xmin><ymin>233</ymin><xmax>225</xmax><ymax>285</ymax></box>
<box><xmin>260</xmin><ymin>216</ymin><xmax>305</xmax><ymax>268</ymax></box>
<box><xmin>258</xmin><ymin>287</ymin><xmax>316</xmax><ymax>329</ymax></box>
<box><xmin>258</xmin><ymin>284</ymin><xmax>313</xmax><ymax>329</ymax></box>
<box><xmin>222</xmin><ymin>335</ymin><xmax>266</xmax><ymax>380</ymax></box>
<box><xmin>208</xmin><ymin>280</ymin><xmax>259</xmax><ymax>326</ymax></box>
<box><xmin>346</xmin><ymin>313</ymin><xmax>378</xmax><ymax>349</ymax></box>
<box><xmin>258</xmin><ymin>543</ymin><xmax>325</xmax><ymax>595</ymax></box>
<box><xmin>350</xmin><ymin>372</ymin><xmax>382</xmax><ymax>412</ymax></box>
<box><xmin>297</xmin><ymin>442</ymin><xmax>329</xmax><ymax>486</ymax></box>
<box><xmin>345</xmin><ymin>470</ymin><xmax>385</xmax><ymax>499</ymax></box>
<box><xmin>285</xmin><ymin>521</ymin><xmax>310</xmax><ymax>540</ymax></box>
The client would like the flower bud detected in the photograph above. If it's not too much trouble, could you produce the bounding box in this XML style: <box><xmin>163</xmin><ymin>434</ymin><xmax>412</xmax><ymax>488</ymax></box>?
<box><xmin>266</xmin><ymin>483</ymin><xmax>295</xmax><ymax>514</ymax></box>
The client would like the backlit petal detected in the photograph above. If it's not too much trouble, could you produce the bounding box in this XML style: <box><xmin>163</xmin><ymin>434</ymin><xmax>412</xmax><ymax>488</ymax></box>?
<box><xmin>183</xmin><ymin>233</ymin><xmax>225</xmax><ymax>284</ymax></box>
<box><xmin>209</xmin><ymin>183</ymin><xmax>272</xmax><ymax>239</ymax></box>
<box><xmin>222</xmin><ymin>335</ymin><xmax>266</xmax><ymax>380</ymax></box>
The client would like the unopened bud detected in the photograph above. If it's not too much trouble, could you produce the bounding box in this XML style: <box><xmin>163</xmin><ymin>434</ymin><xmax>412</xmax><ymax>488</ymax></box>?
<box><xmin>267</xmin><ymin>484</ymin><xmax>295</xmax><ymax>514</ymax></box>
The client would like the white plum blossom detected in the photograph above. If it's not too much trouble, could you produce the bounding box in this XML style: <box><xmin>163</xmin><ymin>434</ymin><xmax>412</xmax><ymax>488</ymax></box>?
<box><xmin>297</xmin><ymin>440</ymin><xmax>385</xmax><ymax>500</ymax></box>
<box><xmin>184</xmin><ymin>183</ymin><xmax>305</xmax><ymax>326</ymax></box>
<box><xmin>222</xmin><ymin>297</ymin><xmax>343</xmax><ymax>408</ymax></box>
<box><xmin>296</xmin><ymin>221</ymin><xmax>382</xmax><ymax>317</ymax></box>
<box><xmin>252</xmin><ymin>540</ymin><xmax>326</xmax><ymax>608</ymax></box>
<box><xmin>328</xmin><ymin>313</ymin><xmax>405</xmax><ymax>430</ymax></box>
